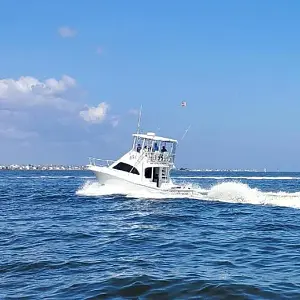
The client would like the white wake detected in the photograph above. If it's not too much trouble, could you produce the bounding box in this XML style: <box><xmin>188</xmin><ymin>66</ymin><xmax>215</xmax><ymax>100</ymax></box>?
<box><xmin>176</xmin><ymin>176</ymin><xmax>300</xmax><ymax>180</ymax></box>
<box><xmin>76</xmin><ymin>180</ymin><xmax>300</xmax><ymax>209</ymax></box>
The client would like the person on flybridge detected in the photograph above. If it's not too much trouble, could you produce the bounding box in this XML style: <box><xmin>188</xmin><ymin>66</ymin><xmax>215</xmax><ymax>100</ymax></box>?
<box><xmin>161</xmin><ymin>145</ymin><xmax>167</xmax><ymax>152</ymax></box>
<box><xmin>153</xmin><ymin>142</ymin><xmax>159</xmax><ymax>152</ymax></box>
<box><xmin>136</xmin><ymin>142</ymin><xmax>168</xmax><ymax>153</ymax></box>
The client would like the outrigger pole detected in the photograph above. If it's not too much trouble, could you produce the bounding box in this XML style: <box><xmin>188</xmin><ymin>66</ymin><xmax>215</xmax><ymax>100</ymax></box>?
<box><xmin>180</xmin><ymin>124</ymin><xmax>191</xmax><ymax>142</ymax></box>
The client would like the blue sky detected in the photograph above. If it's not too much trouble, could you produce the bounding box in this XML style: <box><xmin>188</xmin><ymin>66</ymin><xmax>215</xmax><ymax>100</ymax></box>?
<box><xmin>1</xmin><ymin>0</ymin><xmax>300</xmax><ymax>170</ymax></box>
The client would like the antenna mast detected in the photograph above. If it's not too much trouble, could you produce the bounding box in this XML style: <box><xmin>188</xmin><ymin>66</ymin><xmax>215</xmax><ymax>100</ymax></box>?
<box><xmin>137</xmin><ymin>104</ymin><xmax>142</xmax><ymax>134</ymax></box>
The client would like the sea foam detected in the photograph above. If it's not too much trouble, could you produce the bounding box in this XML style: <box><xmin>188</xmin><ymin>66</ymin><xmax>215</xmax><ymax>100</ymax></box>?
<box><xmin>76</xmin><ymin>180</ymin><xmax>300</xmax><ymax>209</ymax></box>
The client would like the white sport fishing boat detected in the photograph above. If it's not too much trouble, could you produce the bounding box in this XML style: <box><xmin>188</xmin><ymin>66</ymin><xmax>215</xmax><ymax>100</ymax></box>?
<box><xmin>87</xmin><ymin>109</ymin><xmax>197</xmax><ymax>196</ymax></box>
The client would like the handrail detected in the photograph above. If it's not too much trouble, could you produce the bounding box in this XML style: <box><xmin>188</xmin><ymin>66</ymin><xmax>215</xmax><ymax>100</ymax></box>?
<box><xmin>88</xmin><ymin>157</ymin><xmax>115</xmax><ymax>167</ymax></box>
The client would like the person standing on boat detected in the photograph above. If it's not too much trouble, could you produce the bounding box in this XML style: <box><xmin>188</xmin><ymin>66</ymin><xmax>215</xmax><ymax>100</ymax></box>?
<box><xmin>158</xmin><ymin>144</ymin><xmax>167</xmax><ymax>161</ymax></box>
<box><xmin>161</xmin><ymin>145</ymin><xmax>167</xmax><ymax>152</ymax></box>
<box><xmin>137</xmin><ymin>144</ymin><xmax>141</xmax><ymax>152</ymax></box>
<box><xmin>153</xmin><ymin>142</ymin><xmax>159</xmax><ymax>152</ymax></box>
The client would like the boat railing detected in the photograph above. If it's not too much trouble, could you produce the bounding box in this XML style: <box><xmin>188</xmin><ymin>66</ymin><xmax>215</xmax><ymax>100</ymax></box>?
<box><xmin>88</xmin><ymin>157</ymin><xmax>115</xmax><ymax>167</ymax></box>
<box><xmin>145</xmin><ymin>152</ymin><xmax>175</xmax><ymax>164</ymax></box>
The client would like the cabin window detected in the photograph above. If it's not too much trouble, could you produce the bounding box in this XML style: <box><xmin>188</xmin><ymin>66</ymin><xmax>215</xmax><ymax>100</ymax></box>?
<box><xmin>113</xmin><ymin>162</ymin><xmax>139</xmax><ymax>175</ymax></box>
<box><xmin>145</xmin><ymin>167</ymin><xmax>152</xmax><ymax>179</ymax></box>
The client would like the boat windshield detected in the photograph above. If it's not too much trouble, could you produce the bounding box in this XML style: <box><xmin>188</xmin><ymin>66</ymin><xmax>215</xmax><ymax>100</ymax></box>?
<box><xmin>133</xmin><ymin>137</ymin><xmax>176</xmax><ymax>156</ymax></box>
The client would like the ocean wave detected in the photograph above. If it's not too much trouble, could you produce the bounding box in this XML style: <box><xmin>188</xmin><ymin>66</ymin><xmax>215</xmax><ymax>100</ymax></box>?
<box><xmin>52</xmin><ymin>275</ymin><xmax>297</xmax><ymax>299</ymax></box>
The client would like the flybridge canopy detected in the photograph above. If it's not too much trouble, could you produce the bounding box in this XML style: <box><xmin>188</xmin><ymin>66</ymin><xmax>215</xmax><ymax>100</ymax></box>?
<box><xmin>132</xmin><ymin>132</ymin><xmax>178</xmax><ymax>143</ymax></box>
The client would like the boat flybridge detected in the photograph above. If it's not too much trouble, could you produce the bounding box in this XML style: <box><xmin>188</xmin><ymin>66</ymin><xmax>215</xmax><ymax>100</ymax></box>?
<box><xmin>87</xmin><ymin>131</ymin><xmax>197</xmax><ymax>196</ymax></box>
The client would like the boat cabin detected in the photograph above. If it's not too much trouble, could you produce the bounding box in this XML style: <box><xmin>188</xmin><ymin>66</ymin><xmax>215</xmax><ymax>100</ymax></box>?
<box><xmin>129</xmin><ymin>132</ymin><xmax>178</xmax><ymax>187</ymax></box>
<box><xmin>89</xmin><ymin>131</ymin><xmax>179</xmax><ymax>189</ymax></box>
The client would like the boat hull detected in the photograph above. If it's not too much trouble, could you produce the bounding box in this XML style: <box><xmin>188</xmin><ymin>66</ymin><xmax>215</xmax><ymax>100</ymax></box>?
<box><xmin>88</xmin><ymin>165</ymin><xmax>197</xmax><ymax>197</ymax></box>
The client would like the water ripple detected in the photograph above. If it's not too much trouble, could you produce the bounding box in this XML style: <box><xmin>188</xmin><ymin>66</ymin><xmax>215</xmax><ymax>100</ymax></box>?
<box><xmin>1</xmin><ymin>170</ymin><xmax>300</xmax><ymax>299</ymax></box>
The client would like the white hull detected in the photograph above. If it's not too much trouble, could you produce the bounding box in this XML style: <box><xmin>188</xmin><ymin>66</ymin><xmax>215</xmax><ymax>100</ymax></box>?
<box><xmin>89</xmin><ymin>165</ymin><xmax>197</xmax><ymax>197</ymax></box>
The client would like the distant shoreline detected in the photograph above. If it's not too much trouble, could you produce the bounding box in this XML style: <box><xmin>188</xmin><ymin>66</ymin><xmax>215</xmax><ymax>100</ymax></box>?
<box><xmin>0</xmin><ymin>165</ymin><xmax>87</xmax><ymax>171</ymax></box>
<box><xmin>0</xmin><ymin>165</ymin><xmax>268</xmax><ymax>172</ymax></box>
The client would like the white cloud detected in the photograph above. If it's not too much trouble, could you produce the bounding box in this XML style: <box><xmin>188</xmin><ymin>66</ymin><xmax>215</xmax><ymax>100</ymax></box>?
<box><xmin>58</xmin><ymin>26</ymin><xmax>77</xmax><ymax>38</ymax></box>
<box><xmin>0</xmin><ymin>75</ymin><xmax>136</xmax><ymax>163</ymax></box>
<box><xmin>44</xmin><ymin>75</ymin><xmax>76</xmax><ymax>92</ymax></box>
<box><xmin>79</xmin><ymin>102</ymin><xmax>109</xmax><ymax>123</ymax></box>
<box><xmin>0</xmin><ymin>74</ymin><xmax>86</xmax><ymax>143</ymax></box>
<box><xmin>0</xmin><ymin>74</ymin><xmax>127</xmax><ymax>163</ymax></box>
<box><xmin>0</xmin><ymin>75</ymin><xmax>77</xmax><ymax>110</ymax></box>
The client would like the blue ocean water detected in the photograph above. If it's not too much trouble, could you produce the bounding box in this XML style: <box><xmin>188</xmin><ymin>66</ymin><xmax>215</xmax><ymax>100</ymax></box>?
<box><xmin>1</xmin><ymin>170</ymin><xmax>300</xmax><ymax>299</ymax></box>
